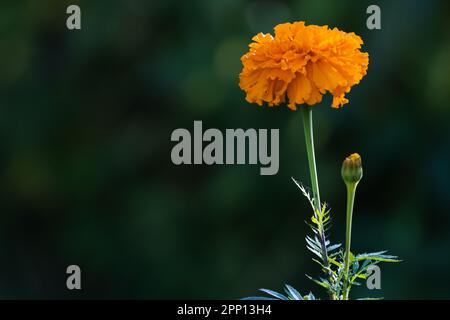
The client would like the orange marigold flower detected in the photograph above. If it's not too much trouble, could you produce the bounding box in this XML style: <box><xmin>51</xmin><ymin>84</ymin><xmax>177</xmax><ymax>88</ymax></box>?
<box><xmin>239</xmin><ymin>21</ymin><xmax>369</xmax><ymax>110</ymax></box>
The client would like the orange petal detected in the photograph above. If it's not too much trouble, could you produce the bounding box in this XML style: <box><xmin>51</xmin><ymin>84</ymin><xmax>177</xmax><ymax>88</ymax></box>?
<box><xmin>287</xmin><ymin>73</ymin><xmax>312</xmax><ymax>109</ymax></box>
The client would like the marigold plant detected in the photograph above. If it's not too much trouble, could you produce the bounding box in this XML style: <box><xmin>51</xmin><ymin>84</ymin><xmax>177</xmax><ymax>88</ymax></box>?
<box><xmin>239</xmin><ymin>22</ymin><xmax>399</xmax><ymax>300</ymax></box>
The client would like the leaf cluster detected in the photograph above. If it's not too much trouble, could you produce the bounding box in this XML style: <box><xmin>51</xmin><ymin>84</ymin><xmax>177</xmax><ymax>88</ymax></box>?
<box><xmin>243</xmin><ymin>179</ymin><xmax>400</xmax><ymax>300</ymax></box>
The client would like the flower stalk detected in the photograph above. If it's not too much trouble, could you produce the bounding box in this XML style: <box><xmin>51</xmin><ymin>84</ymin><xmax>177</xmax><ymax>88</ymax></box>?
<box><xmin>342</xmin><ymin>183</ymin><xmax>356</xmax><ymax>300</ymax></box>
<box><xmin>341</xmin><ymin>153</ymin><xmax>363</xmax><ymax>300</ymax></box>
<box><xmin>301</xmin><ymin>106</ymin><xmax>336</xmax><ymax>299</ymax></box>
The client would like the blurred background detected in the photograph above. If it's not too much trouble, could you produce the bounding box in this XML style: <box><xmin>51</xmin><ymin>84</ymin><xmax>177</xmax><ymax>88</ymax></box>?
<box><xmin>1</xmin><ymin>0</ymin><xmax>449</xmax><ymax>299</ymax></box>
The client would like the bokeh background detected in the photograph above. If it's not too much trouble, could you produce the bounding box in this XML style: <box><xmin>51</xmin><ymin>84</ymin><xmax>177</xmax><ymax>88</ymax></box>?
<box><xmin>1</xmin><ymin>0</ymin><xmax>450</xmax><ymax>299</ymax></box>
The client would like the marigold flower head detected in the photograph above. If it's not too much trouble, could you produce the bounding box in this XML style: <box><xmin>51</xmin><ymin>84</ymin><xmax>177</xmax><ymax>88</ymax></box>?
<box><xmin>239</xmin><ymin>21</ymin><xmax>369</xmax><ymax>110</ymax></box>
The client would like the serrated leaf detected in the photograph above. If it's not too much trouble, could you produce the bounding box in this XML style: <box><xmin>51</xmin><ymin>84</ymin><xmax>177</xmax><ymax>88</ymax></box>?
<box><xmin>258</xmin><ymin>288</ymin><xmax>288</xmax><ymax>300</ymax></box>
<box><xmin>356</xmin><ymin>251</ymin><xmax>401</xmax><ymax>263</ymax></box>
<box><xmin>284</xmin><ymin>284</ymin><xmax>303</xmax><ymax>300</ymax></box>
<box><xmin>306</xmin><ymin>274</ymin><xmax>330</xmax><ymax>289</ymax></box>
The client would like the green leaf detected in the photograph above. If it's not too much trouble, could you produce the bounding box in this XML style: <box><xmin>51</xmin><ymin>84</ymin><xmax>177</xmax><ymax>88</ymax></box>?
<box><xmin>328</xmin><ymin>257</ymin><xmax>343</xmax><ymax>268</ymax></box>
<box><xmin>305</xmin><ymin>292</ymin><xmax>316</xmax><ymax>300</ymax></box>
<box><xmin>354</xmin><ymin>273</ymin><xmax>368</xmax><ymax>280</ymax></box>
<box><xmin>258</xmin><ymin>289</ymin><xmax>288</xmax><ymax>300</ymax></box>
<box><xmin>327</xmin><ymin>243</ymin><xmax>342</xmax><ymax>252</ymax></box>
<box><xmin>312</xmin><ymin>258</ymin><xmax>324</xmax><ymax>268</ymax></box>
<box><xmin>356</xmin><ymin>251</ymin><xmax>401</xmax><ymax>263</ymax></box>
<box><xmin>351</xmin><ymin>260</ymin><xmax>359</xmax><ymax>274</ymax></box>
<box><xmin>306</xmin><ymin>274</ymin><xmax>330</xmax><ymax>290</ymax></box>
<box><xmin>284</xmin><ymin>284</ymin><xmax>303</xmax><ymax>300</ymax></box>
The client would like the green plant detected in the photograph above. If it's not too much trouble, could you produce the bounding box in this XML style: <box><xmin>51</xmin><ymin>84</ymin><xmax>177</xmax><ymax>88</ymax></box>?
<box><xmin>243</xmin><ymin>107</ymin><xmax>400</xmax><ymax>300</ymax></box>
<box><xmin>239</xmin><ymin>21</ymin><xmax>400</xmax><ymax>300</ymax></box>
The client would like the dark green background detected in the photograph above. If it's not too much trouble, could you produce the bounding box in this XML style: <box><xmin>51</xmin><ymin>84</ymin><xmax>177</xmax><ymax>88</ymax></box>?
<box><xmin>1</xmin><ymin>0</ymin><xmax>449</xmax><ymax>299</ymax></box>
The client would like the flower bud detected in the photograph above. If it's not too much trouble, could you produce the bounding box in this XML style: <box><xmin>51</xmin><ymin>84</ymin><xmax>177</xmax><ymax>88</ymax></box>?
<box><xmin>341</xmin><ymin>153</ymin><xmax>363</xmax><ymax>186</ymax></box>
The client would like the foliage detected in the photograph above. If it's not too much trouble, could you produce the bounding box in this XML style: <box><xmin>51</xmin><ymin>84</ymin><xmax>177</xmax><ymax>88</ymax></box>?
<box><xmin>242</xmin><ymin>285</ymin><xmax>316</xmax><ymax>300</ymax></box>
<box><xmin>243</xmin><ymin>179</ymin><xmax>400</xmax><ymax>300</ymax></box>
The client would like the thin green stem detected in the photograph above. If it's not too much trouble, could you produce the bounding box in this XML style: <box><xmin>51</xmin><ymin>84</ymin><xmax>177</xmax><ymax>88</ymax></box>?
<box><xmin>301</xmin><ymin>107</ymin><xmax>335</xmax><ymax>300</ymax></box>
<box><xmin>342</xmin><ymin>183</ymin><xmax>357</xmax><ymax>300</ymax></box>
<box><xmin>301</xmin><ymin>106</ymin><xmax>321</xmax><ymax>214</ymax></box>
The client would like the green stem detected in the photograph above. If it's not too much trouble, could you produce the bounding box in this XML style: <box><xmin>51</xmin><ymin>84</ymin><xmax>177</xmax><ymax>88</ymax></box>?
<box><xmin>301</xmin><ymin>107</ymin><xmax>335</xmax><ymax>299</ymax></box>
<box><xmin>342</xmin><ymin>183</ymin><xmax>357</xmax><ymax>300</ymax></box>
<box><xmin>301</xmin><ymin>106</ymin><xmax>321</xmax><ymax>214</ymax></box>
